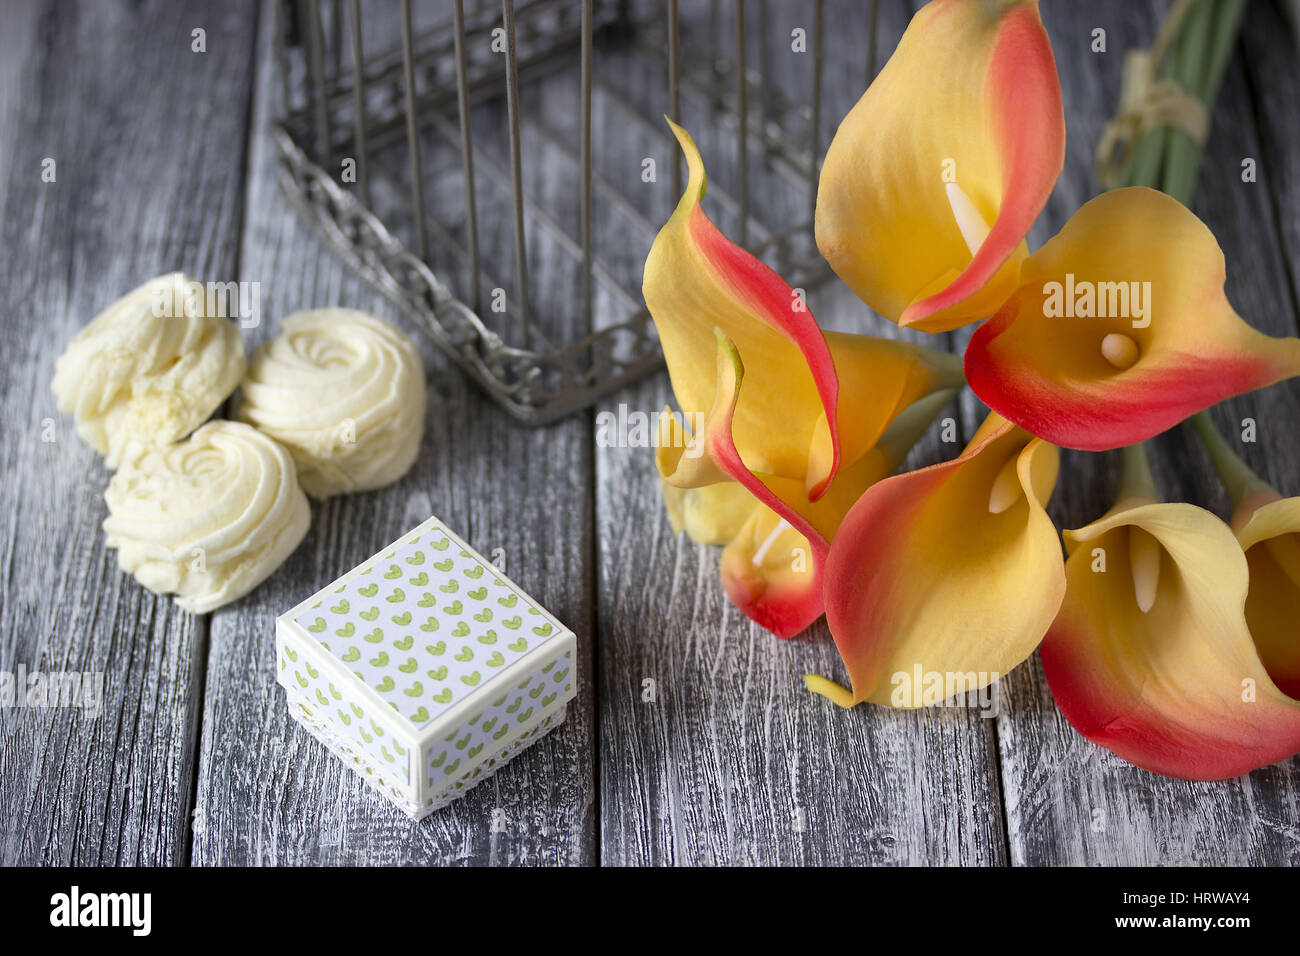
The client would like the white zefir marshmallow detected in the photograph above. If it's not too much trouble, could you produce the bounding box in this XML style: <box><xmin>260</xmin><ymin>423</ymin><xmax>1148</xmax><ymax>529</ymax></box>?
<box><xmin>51</xmin><ymin>273</ymin><xmax>247</xmax><ymax>468</ymax></box>
<box><xmin>237</xmin><ymin>309</ymin><xmax>426</xmax><ymax>498</ymax></box>
<box><xmin>104</xmin><ymin>420</ymin><xmax>310</xmax><ymax>614</ymax></box>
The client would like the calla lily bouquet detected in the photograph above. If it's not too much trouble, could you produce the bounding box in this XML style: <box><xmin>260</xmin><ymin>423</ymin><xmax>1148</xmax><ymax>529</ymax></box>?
<box><xmin>640</xmin><ymin>0</ymin><xmax>1300</xmax><ymax>781</ymax></box>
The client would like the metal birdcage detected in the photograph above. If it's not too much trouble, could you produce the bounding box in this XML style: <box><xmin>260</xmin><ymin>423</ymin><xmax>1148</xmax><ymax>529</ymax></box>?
<box><xmin>274</xmin><ymin>0</ymin><xmax>860</xmax><ymax>424</ymax></box>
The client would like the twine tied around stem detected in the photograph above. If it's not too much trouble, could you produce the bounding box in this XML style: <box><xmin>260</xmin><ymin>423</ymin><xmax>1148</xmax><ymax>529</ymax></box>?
<box><xmin>1095</xmin><ymin>0</ymin><xmax>1211</xmax><ymax>189</ymax></box>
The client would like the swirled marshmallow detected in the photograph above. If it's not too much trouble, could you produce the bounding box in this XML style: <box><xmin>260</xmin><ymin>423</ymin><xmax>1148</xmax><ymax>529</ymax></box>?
<box><xmin>237</xmin><ymin>309</ymin><xmax>426</xmax><ymax>498</ymax></box>
<box><xmin>103</xmin><ymin>420</ymin><xmax>311</xmax><ymax>613</ymax></box>
<box><xmin>51</xmin><ymin>273</ymin><xmax>247</xmax><ymax>468</ymax></box>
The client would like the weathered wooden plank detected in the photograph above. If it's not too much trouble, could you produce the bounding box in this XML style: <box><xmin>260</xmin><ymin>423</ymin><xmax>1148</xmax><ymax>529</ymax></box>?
<box><xmin>1238</xmin><ymin>0</ymin><xmax>1300</xmax><ymax>333</ymax></box>
<box><xmin>188</xmin><ymin>1</ymin><xmax>595</xmax><ymax>865</ymax></box>
<box><xmin>0</xmin><ymin>0</ymin><xmax>257</xmax><ymax>864</ymax></box>
<box><xmin>986</xmin><ymin>0</ymin><xmax>1300</xmax><ymax>866</ymax></box>
<box><xmin>596</xmin><ymin>0</ymin><xmax>1007</xmax><ymax>866</ymax></box>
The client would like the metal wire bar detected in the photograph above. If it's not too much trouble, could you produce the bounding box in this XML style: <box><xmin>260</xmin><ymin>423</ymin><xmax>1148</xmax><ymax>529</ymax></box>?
<box><xmin>580</xmin><ymin>0</ymin><xmax>593</xmax><ymax>330</ymax></box>
<box><xmin>502</xmin><ymin>0</ymin><xmax>531</xmax><ymax>344</ymax></box>
<box><xmin>288</xmin><ymin>0</ymin><xmax>591</xmax><ymax>130</ymax></box>
<box><xmin>809</xmin><ymin>0</ymin><xmax>822</xmax><ymax>230</ymax></box>
<box><xmin>273</xmin><ymin>0</ymin><xmax>293</xmax><ymax>124</ymax></box>
<box><xmin>668</xmin><ymin>0</ymin><xmax>681</xmax><ymax>199</ymax></box>
<box><xmin>347</xmin><ymin>0</ymin><xmax>370</xmax><ymax>207</ymax></box>
<box><xmin>452</xmin><ymin>0</ymin><xmax>482</xmax><ymax>315</ymax></box>
<box><xmin>330</xmin><ymin>0</ymin><xmax>343</xmax><ymax>77</ymax></box>
<box><xmin>413</xmin><ymin>102</ymin><xmax>638</xmax><ymax>329</ymax></box>
<box><xmin>633</xmin><ymin>21</ymin><xmax>812</xmax><ymax>190</ymax></box>
<box><xmin>757</xmin><ymin>0</ymin><xmax>768</xmax><ymax>131</ymax></box>
<box><xmin>400</xmin><ymin>0</ymin><xmax>428</xmax><ymax>261</ymax></box>
<box><xmin>579</xmin><ymin>72</ymin><xmax>774</xmax><ymax>242</ymax></box>
<box><xmin>735</xmin><ymin>0</ymin><xmax>748</xmax><ymax>247</ymax></box>
<box><xmin>868</xmin><ymin>0</ymin><xmax>880</xmax><ymax>84</ymax></box>
<box><xmin>321</xmin><ymin>13</ymin><xmax>590</xmax><ymax>161</ymax></box>
<box><xmin>303</xmin><ymin>0</ymin><xmax>332</xmax><ymax>168</ymax></box>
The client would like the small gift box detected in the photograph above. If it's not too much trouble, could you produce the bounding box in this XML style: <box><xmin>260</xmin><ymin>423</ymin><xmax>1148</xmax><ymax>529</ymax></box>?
<box><xmin>276</xmin><ymin>516</ymin><xmax>576</xmax><ymax>818</ymax></box>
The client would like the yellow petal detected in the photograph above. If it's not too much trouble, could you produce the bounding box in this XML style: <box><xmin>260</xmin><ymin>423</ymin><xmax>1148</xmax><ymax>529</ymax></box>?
<box><xmin>661</xmin><ymin>478</ymin><xmax>763</xmax><ymax>546</ymax></box>
<box><xmin>1233</xmin><ymin>493</ymin><xmax>1300</xmax><ymax>699</ymax></box>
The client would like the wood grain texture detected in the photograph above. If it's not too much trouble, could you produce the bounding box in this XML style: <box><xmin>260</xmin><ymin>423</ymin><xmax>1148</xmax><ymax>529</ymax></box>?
<box><xmin>984</xmin><ymin>0</ymin><xmax>1300</xmax><ymax>867</ymax></box>
<box><xmin>188</xmin><ymin>0</ymin><xmax>595</xmax><ymax>866</ymax></box>
<box><xmin>2</xmin><ymin>0</ymin><xmax>1298</xmax><ymax>868</ymax></box>
<box><xmin>0</xmin><ymin>0</ymin><xmax>257</xmax><ymax>865</ymax></box>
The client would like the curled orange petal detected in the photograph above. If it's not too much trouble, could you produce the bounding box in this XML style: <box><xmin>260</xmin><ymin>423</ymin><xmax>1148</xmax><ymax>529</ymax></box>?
<box><xmin>645</xmin><ymin>120</ymin><xmax>841</xmax><ymax>498</ymax></box>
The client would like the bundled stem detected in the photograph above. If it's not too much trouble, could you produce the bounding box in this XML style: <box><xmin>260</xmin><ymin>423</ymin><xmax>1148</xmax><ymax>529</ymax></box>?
<box><xmin>1110</xmin><ymin>0</ymin><xmax>1246</xmax><ymax>204</ymax></box>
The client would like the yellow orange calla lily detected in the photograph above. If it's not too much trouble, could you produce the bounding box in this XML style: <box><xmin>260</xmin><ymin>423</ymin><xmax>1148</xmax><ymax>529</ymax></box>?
<box><xmin>815</xmin><ymin>0</ymin><xmax>1064</xmax><ymax>333</ymax></box>
<box><xmin>643</xmin><ymin>121</ymin><xmax>963</xmax><ymax>637</ymax></box>
<box><xmin>646</xmin><ymin>119</ymin><xmax>962</xmax><ymax>499</ymax></box>
<box><xmin>660</xmin><ymin>329</ymin><xmax>957</xmax><ymax>638</ymax></box>
<box><xmin>966</xmin><ymin>188</ymin><xmax>1300</xmax><ymax>450</ymax></box>
<box><xmin>1190</xmin><ymin>411</ymin><xmax>1300</xmax><ymax>700</ymax></box>
<box><xmin>1041</xmin><ymin>493</ymin><xmax>1300</xmax><ymax>781</ymax></box>
<box><xmin>1233</xmin><ymin>493</ymin><xmax>1300</xmax><ymax>700</ymax></box>
<box><xmin>809</xmin><ymin>412</ymin><xmax>1064</xmax><ymax>707</ymax></box>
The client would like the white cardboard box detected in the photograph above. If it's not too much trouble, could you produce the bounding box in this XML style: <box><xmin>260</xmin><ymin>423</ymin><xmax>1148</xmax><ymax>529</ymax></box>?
<box><xmin>275</xmin><ymin>516</ymin><xmax>576</xmax><ymax>818</ymax></box>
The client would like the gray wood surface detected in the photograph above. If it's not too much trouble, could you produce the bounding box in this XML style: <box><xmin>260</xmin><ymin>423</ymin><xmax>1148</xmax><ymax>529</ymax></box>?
<box><xmin>0</xmin><ymin>0</ymin><xmax>255</xmax><ymax>865</ymax></box>
<box><xmin>0</xmin><ymin>0</ymin><xmax>1297</xmax><ymax>866</ymax></box>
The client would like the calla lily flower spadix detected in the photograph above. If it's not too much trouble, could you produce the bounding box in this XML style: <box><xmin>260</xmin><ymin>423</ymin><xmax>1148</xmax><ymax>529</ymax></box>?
<box><xmin>815</xmin><ymin>0</ymin><xmax>1064</xmax><ymax>333</ymax></box>
<box><xmin>809</xmin><ymin>412</ymin><xmax>1064</xmax><ymax>708</ymax></box>
<box><xmin>1041</xmin><ymin>444</ymin><xmax>1300</xmax><ymax>780</ymax></box>
<box><xmin>965</xmin><ymin>188</ymin><xmax>1300</xmax><ymax>451</ymax></box>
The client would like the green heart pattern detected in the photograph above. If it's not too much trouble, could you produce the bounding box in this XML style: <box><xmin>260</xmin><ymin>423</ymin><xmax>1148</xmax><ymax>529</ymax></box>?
<box><xmin>293</xmin><ymin>524</ymin><xmax>569</xmax><ymax>726</ymax></box>
<box><xmin>423</xmin><ymin>647</ymin><xmax>574</xmax><ymax>787</ymax></box>
<box><xmin>278</xmin><ymin>639</ymin><xmax>409</xmax><ymax>787</ymax></box>
<box><xmin>424</xmin><ymin>708</ymin><xmax>565</xmax><ymax>809</ymax></box>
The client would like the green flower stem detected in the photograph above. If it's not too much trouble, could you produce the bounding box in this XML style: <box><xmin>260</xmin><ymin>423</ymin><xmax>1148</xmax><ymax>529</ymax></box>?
<box><xmin>1116</xmin><ymin>441</ymin><xmax>1160</xmax><ymax>504</ymax></box>
<box><xmin>875</xmin><ymin>387</ymin><xmax>961</xmax><ymax>473</ymax></box>
<box><xmin>1188</xmin><ymin>410</ymin><xmax>1273</xmax><ymax>506</ymax></box>
<box><xmin>1161</xmin><ymin>0</ymin><xmax>1214</xmax><ymax>205</ymax></box>
<box><xmin>1201</xmin><ymin>0</ymin><xmax>1247</xmax><ymax>101</ymax></box>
